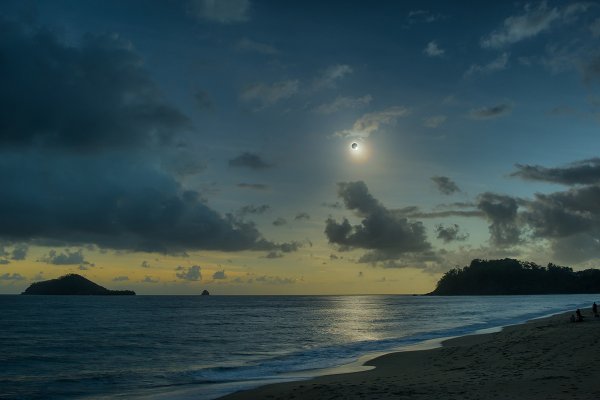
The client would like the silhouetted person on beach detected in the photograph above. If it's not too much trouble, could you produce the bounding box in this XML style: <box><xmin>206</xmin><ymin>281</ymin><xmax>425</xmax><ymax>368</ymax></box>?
<box><xmin>593</xmin><ymin>302</ymin><xmax>598</xmax><ymax>318</ymax></box>
<box><xmin>570</xmin><ymin>314</ymin><xmax>576</xmax><ymax>323</ymax></box>
<box><xmin>576</xmin><ymin>309</ymin><xmax>584</xmax><ymax>322</ymax></box>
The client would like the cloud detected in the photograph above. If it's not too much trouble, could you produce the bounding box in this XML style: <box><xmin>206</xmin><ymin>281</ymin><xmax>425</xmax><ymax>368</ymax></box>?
<box><xmin>0</xmin><ymin>21</ymin><xmax>189</xmax><ymax>151</ymax></box>
<box><xmin>512</xmin><ymin>158</ymin><xmax>600</xmax><ymax>185</ymax></box>
<box><xmin>423</xmin><ymin>41</ymin><xmax>444</xmax><ymax>57</ymax></box>
<box><xmin>314</xmin><ymin>95</ymin><xmax>372</xmax><ymax>114</ymax></box>
<box><xmin>464</xmin><ymin>53</ymin><xmax>509</xmax><ymax>77</ymax></box>
<box><xmin>238</xmin><ymin>204</ymin><xmax>270</xmax><ymax>217</ymax></box>
<box><xmin>141</xmin><ymin>260</ymin><xmax>150</xmax><ymax>268</ymax></box>
<box><xmin>272</xmin><ymin>217</ymin><xmax>287</xmax><ymax>226</ymax></box>
<box><xmin>228</xmin><ymin>152</ymin><xmax>272</xmax><ymax>169</ymax></box>
<box><xmin>40</xmin><ymin>249</ymin><xmax>90</xmax><ymax>265</ymax></box>
<box><xmin>235</xmin><ymin>38</ymin><xmax>278</xmax><ymax>55</ymax></box>
<box><xmin>0</xmin><ymin>155</ymin><xmax>286</xmax><ymax>253</ymax></box>
<box><xmin>312</xmin><ymin>64</ymin><xmax>353</xmax><ymax>90</ymax></box>
<box><xmin>469</xmin><ymin>103</ymin><xmax>513</xmax><ymax>119</ymax></box>
<box><xmin>112</xmin><ymin>276</ymin><xmax>129</xmax><ymax>282</ymax></box>
<box><xmin>0</xmin><ymin>21</ymin><xmax>286</xmax><ymax>255</ymax></box>
<box><xmin>423</xmin><ymin>115</ymin><xmax>446</xmax><ymax>128</ymax></box>
<box><xmin>480</xmin><ymin>1</ymin><xmax>590</xmax><ymax>48</ymax></box>
<box><xmin>435</xmin><ymin>224</ymin><xmax>469</xmax><ymax>243</ymax></box>
<box><xmin>0</xmin><ymin>259</ymin><xmax>10</xmax><ymax>265</ymax></box>
<box><xmin>11</xmin><ymin>244</ymin><xmax>28</xmax><ymax>260</ymax></box>
<box><xmin>406</xmin><ymin>10</ymin><xmax>446</xmax><ymax>25</ymax></box>
<box><xmin>187</xmin><ymin>0</ymin><xmax>250</xmax><ymax>23</ymax></box>
<box><xmin>0</xmin><ymin>273</ymin><xmax>25</xmax><ymax>281</ymax></box>
<box><xmin>212</xmin><ymin>270</ymin><xmax>227</xmax><ymax>279</ymax></box>
<box><xmin>324</xmin><ymin>181</ymin><xmax>431</xmax><ymax>262</ymax></box>
<box><xmin>335</xmin><ymin>106</ymin><xmax>411</xmax><ymax>138</ymax></box>
<box><xmin>431</xmin><ymin>176</ymin><xmax>461</xmax><ymax>195</ymax></box>
<box><xmin>240</xmin><ymin>80</ymin><xmax>299</xmax><ymax>107</ymax></box>
<box><xmin>265</xmin><ymin>251</ymin><xmax>283</xmax><ymax>258</ymax></box>
<box><xmin>294</xmin><ymin>212</ymin><xmax>310</xmax><ymax>221</ymax></box>
<box><xmin>176</xmin><ymin>265</ymin><xmax>202</xmax><ymax>281</ymax></box>
<box><xmin>237</xmin><ymin>183</ymin><xmax>270</xmax><ymax>190</ymax></box>
<box><xmin>477</xmin><ymin>192</ymin><xmax>521</xmax><ymax>247</ymax></box>
<box><xmin>142</xmin><ymin>276</ymin><xmax>159</xmax><ymax>283</ymax></box>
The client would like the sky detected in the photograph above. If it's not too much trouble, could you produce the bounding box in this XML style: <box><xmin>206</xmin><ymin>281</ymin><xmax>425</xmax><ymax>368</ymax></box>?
<box><xmin>1</xmin><ymin>0</ymin><xmax>600</xmax><ymax>294</ymax></box>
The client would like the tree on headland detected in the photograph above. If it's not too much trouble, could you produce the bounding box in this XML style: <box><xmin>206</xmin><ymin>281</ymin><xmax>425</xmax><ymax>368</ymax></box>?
<box><xmin>429</xmin><ymin>258</ymin><xmax>600</xmax><ymax>295</ymax></box>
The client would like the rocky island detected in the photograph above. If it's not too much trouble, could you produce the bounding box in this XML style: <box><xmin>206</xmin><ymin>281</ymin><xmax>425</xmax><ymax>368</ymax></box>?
<box><xmin>429</xmin><ymin>258</ymin><xmax>600</xmax><ymax>295</ymax></box>
<box><xmin>22</xmin><ymin>274</ymin><xmax>135</xmax><ymax>295</ymax></box>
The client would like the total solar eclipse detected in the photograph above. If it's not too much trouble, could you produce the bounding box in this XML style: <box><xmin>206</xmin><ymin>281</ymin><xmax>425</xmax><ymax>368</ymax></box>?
<box><xmin>351</xmin><ymin>142</ymin><xmax>358</xmax><ymax>150</ymax></box>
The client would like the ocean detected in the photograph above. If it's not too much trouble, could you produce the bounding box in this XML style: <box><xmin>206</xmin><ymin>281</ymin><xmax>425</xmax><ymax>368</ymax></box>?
<box><xmin>0</xmin><ymin>294</ymin><xmax>595</xmax><ymax>400</ymax></box>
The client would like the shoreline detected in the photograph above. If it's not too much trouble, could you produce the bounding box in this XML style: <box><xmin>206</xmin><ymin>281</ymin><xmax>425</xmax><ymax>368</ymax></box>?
<box><xmin>218</xmin><ymin>307</ymin><xmax>600</xmax><ymax>400</ymax></box>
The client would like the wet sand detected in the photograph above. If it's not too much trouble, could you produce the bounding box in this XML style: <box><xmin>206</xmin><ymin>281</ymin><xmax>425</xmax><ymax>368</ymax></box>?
<box><xmin>219</xmin><ymin>308</ymin><xmax>600</xmax><ymax>400</ymax></box>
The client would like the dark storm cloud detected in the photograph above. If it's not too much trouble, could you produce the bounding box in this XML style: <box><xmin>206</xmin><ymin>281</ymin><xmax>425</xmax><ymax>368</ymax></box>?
<box><xmin>477</xmin><ymin>192</ymin><xmax>521</xmax><ymax>247</ymax></box>
<box><xmin>469</xmin><ymin>103</ymin><xmax>513</xmax><ymax>119</ymax></box>
<box><xmin>431</xmin><ymin>176</ymin><xmax>461</xmax><ymax>195</ymax></box>
<box><xmin>0</xmin><ymin>21</ymin><xmax>289</xmax><ymax>255</ymax></box>
<box><xmin>0</xmin><ymin>20</ymin><xmax>189</xmax><ymax>151</ymax></box>
<box><xmin>112</xmin><ymin>276</ymin><xmax>129</xmax><ymax>282</ymax></box>
<box><xmin>176</xmin><ymin>265</ymin><xmax>202</xmax><ymax>281</ymax></box>
<box><xmin>521</xmin><ymin>185</ymin><xmax>599</xmax><ymax>239</ymax></box>
<box><xmin>512</xmin><ymin>158</ymin><xmax>600</xmax><ymax>185</ymax></box>
<box><xmin>0</xmin><ymin>154</ymin><xmax>286</xmax><ymax>254</ymax></box>
<box><xmin>435</xmin><ymin>224</ymin><xmax>469</xmax><ymax>243</ymax></box>
<box><xmin>324</xmin><ymin>181</ymin><xmax>431</xmax><ymax>261</ymax></box>
<box><xmin>39</xmin><ymin>249</ymin><xmax>91</xmax><ymax>265</ymax></box>
<box><xmin>237</xmin><ymin>183</ymin><xmax>270</xmax><ymax>190</ymax></box>
<box><xmin>228</xmin><ymin>152</ymin><xmax>272</xmax><ymax>170</ymax></box>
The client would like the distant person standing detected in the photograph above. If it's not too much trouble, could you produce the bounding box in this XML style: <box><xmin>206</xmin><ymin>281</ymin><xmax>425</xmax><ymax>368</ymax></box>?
<box><xmin>593</xmin><ymin>302</ymin><xmax>599</xmax><ymax>318</ymax></box>
<box><xmin>576</xmin><ymin>308</ymin><xmax>584</xmax><ymax>322</ymax></box>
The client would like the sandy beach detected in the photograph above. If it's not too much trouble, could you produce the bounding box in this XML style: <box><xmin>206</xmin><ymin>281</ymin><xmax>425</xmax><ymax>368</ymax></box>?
<box><xmin>219</xmin><ymin>308</ymin><xmax>600</xmax><ymax>400</ymax></box>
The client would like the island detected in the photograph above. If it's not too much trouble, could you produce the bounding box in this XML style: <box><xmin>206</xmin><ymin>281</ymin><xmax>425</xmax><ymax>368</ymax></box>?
<box><xmin>21</xmin><ymin>273</ymin><xmax>135</xmax><ymax>295</ymax></box>
<box><xmin>201</xmin><ymin>289</ymin><xmax>210</xmax><ymax>296</ymax></box>
<box><xmin>429</xmin><ymin>258</ymin><xmax>600</xmax><ymax>295</ymax></box>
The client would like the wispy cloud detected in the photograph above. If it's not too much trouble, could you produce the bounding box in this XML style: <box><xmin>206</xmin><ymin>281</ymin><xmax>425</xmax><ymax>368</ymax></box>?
<box><xmin>235</xmin><ymin>38</ymin><xmax>278</xmax><ymax>55</ymax></box>
<box><xmin>423</xmin><ymin>115</ymin><xmax>447</xmax><ymax>128</ymax></box>
<box><xmin>469</xmin><ymin>103</ymin><xmax>513</xmax><ymax>119</ymax></box>
<box><xmin>240</xmin><ymin>80</ymin><xmax>299</xmax><ymax>107</ymax></box>
<box><xmin>187</xmin><ymin>0</ymin><xmax>250</xmax><ymax>23</ymax></box>
<box><xmin>481</xmin><ymin>1</ymin><xmax>591</xmax><ymax>48</ymax></box>
<box><xmin>423</xmin><ymin>41</ymin><xmax>444</xmax><ymax>57</ymax></box>
<box><xmin>464</xmin><ymin>53</ymin><xmax>509</xmax><ymax>77</ymax></box>
<box><xmin>312</xmin><ymin>64</ymin><xmax>353</xmax><ymax>90</ymax></box>
<box><xmin>335</xmin><ymin>106</ymin><xmax>411</xmax><ymax>138</ymax></box>
<box><xmin>314</xmin><ymin>95</ymin><xmax>372</xmax><ymax>114</ymax></box>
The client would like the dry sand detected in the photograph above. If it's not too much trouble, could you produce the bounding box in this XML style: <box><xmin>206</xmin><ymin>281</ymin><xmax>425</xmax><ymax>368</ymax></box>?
<box><xmin>219</xmin><ymin>308</ymin><xmax>600</xmax><ymax>400</ymax></box>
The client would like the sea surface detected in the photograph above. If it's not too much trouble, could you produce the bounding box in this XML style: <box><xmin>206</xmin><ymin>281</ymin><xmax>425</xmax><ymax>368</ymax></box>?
<box><xmin>0</xmin><ymin>294</ymin><xmax>596</xmax><ymax>400</ymax></box>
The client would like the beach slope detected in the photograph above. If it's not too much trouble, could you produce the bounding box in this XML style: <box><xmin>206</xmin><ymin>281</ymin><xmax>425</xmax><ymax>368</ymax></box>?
<box><xmin>220</xmin><ymin>309</ymin><xmax>600</xmax><ymax>400</ymax></box>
